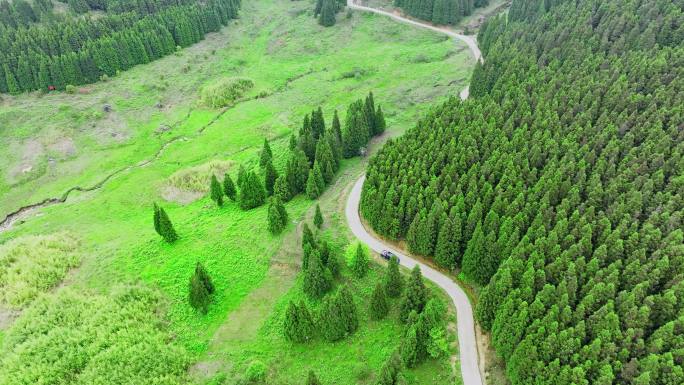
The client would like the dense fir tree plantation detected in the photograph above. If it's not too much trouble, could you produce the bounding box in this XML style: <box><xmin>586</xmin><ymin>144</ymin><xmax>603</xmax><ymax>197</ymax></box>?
<box><xmin>0</xmin><ymin>0</ymin><xmax>240</xmax><ymax>93</ymax></box>
<box><xmin>362</xmin><ymin>0</ymin><xmax>684</xmax><ymax>383</ymax></box>
<box><xmin>394</xmin><ymin>0</ymin><xmax>487</xmax><ymax>26</ymax></box>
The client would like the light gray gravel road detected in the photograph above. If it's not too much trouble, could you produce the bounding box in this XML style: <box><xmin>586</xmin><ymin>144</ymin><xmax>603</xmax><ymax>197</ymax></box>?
<box><xmin>344</xmin><ymin>3</ymin><xmax>485</xmax><ymax>384</ymax></box>
<box><xmin>346</xmin><ymin>176</ymin><xmax>484</xmax><ymax>385</ymax></box>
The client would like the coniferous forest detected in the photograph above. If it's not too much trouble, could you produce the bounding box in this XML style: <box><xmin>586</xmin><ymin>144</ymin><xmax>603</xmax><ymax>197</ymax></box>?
<box><xmin>361</xmin><ymin>0</ymin><xmax>684</xmax><ymax>383</ymax></box>
<box><xmin>394</xmin><ymin>0</ymin><xmax>488</xmax><ymax>26</ymax></box>
<box><xmin>0</xmin><ymin>0</ymin><xmax>240</xmax><ymax>93</ymax></box>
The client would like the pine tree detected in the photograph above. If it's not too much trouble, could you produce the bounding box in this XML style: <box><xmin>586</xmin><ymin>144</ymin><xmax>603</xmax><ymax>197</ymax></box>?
<box><xmin>307</xmin><ymin>371</ymin><xmax>322</xmax><ymax>385</ymax></box>
<box><xmin>238</xmin><ymin>170</ymin><xmax>266</xmax><ymax>209</ymax></box>
<box><xmin>283</xmin><ymin>300</ymin><xmax>315</xmax><ymax>343</ymax></box>
<box><xmin>223</xmin><ymin>173</ymin><xmax>236</xmax><ymax>201</ymax></box>
<box><xmin>303</xmin><ymin>253</ymin><xmax>331</xmax><ymax>299</ymax></box>
<box><xmin>376</xmin><ymin>350</ymin><xmax>403</xmax><ymax>385</ymax></box>
<box><xmin>375</xmin><ymin>105</ymin><xmax>386</xmax><ymax>135</ymax></box>
<box><xmin>194</xmin><ymin>262</ymin><xmax>215</xmax><ymax>294</ymax></box>
<box><xmin>346</xmin><ymin>242</ymin><xmax>369</xmax><ymax>278</ymax></box>
<box><xmin>274</xmin><ymin>175</ymin><xmax>291</xmax><ymax>202</ymax></box>
<box><xmin>462</xmin><ymin>221</ymin><xmax>489</xmax><ymax>285</ymax></box>
<box><xmin>434</xmin><ymin>217</ymin><xmax>457</xmax><ymax>269</ymax></box>
<box><xmin>399</xmin><ymin>266</ymin><xmax>427</xmax><ymax>322</ymax></box>
<box><xmin>331</xmin><ymin>109</ymin><xmax>342</xmax><ymax>143</ymax></box>
<box><xmin>370</xmin><ymin>282</ymin><xmax>389</xmax><ymax>320</ymax></box>
<box><xmin>263</xmin><ymin>159</ymin><xmax>278</xmax><ymax>196</ymax></box>
<box><xmin>301</xmin><ymin>223</ymin><xmax>316</xmax><ymax>252</ymax></box>
<box><xmin>237</xmin><ymin>164</ymin><xmax>247</xmax><ymax>188</ymax></box>
<box><xmin>364</xmin><ymin>92</ymin><xmax>377</xmax><ymax>135</ymax></box>
<box><xmin>401</xmin><ymin>325</ymin><xmax>419</xmax><ymax>367</ymax></box>
<box><xmin>318</xmin><ymin>0</ymin><xmax>336</xmax><ymax>27</ymax></box>
<box><xmin>259</xmin><ymin>138</ymin><xmax>272</xmax><ymax>168</ymax></box>
<box><xmin>306</xmin><ymin>169</ymin><xmax>322</xmax><ymax>199</ymax></box>
<box><xmin>189</xmin><ymin>262</ymin><xmax>213</xmax><ymax>313</ymax></box>
<box><xmin>384</xmin><ymin>255</ymin><xmax>404</xmax><ymax>298</ymax></box>
<box><xmin>153</xmin><ymin>202</ymin><xmax>161</xmax><ymax>236</ymax></box>
<box><xmin>157</xmin><ymin>206</ymin><xmax>178</xmax><ymax>243</ymax></box>
<box><xmin>210</xmin><ymin>174</ymin><xmax>223</xmax><ymax>207</ymax></box>
<box><xmin>314</xmin><ymin>204</ymin><xmax>324</xmax><ymax>228</ymax></box>
<box><xmin>268</xmin><ymin>197</ymin><xmax>288</xmax><ymax>234</ymax></box>
<box><xmin>336</xmin><ymin>285</ymin><xmax>359</xmax><ymax>333</ymax></box>
<box><xmin>318</xmin><ymin>294</ymin><xmax>346</xmax><ymax>341</ymax></box>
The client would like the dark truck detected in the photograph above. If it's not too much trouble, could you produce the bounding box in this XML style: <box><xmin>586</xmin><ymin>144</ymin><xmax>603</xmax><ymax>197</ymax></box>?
<box><xmin>380</xmin><ymin>250</ymin><xmax>398</xmax><ymax>262</ymax></box>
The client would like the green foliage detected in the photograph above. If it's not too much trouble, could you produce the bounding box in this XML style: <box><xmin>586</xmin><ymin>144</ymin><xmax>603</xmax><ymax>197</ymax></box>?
<box><xmin>245</xmin><ymin>360</ymin><xmax>267</xmax><ymax>382</ymax></box>
<box><xmin>313</xmin><ymin>204</ymin><xmax>323</xmax><ymax>228</ymax></box>
<box><xmin>283</xmin><ymin>300</ymin><xmax>316</xmax><ymax>343</ymax></box>
<box><xmin>156</xmin><ymin>205</ymin><xmax>178</xmax><ymax>243</ymax></box>
<box><xmin>303</xmin><ymin>252</ymin><xmax>331</xmax><ymax>299</ymax></box>
<box><xmin>210</xmin><ymin>174</ymin><xmax>224</xmax><ymax>207</ymax></box>
<box><xmin>370</xmin><ymin>282</ymin><xmax>389</xmax><ymax>320</ymax></box>
<box><xmin>259</xmin><ymin>138</ymin><xmax>273</xmax><ymax>168</ymax></box>
<box><xmin>362</xmin><ymin>0</ymin><xmax>684</xmax><ymax>383</ymax></box>
<box><xmin>317</xmin><ymin>285</ymin><xmax>359</xmax><ymax>342</ymax></box>
<box><xmin>0</xmin><ymin>0</ymin><xmax>240</xmax><ymax>93</ymax></box>
<box><xmin>0</xmin><ymin>286</ymin><xmax>189</xmax><ymax>385</ymax></box>
<box><xmin>239</xmin><ymin>170</ymin><xmax>267</xmax><ymax>210</ymax></box>
<box><xmin>307</xmin><ymin>371</ymin><xmax>322</xmax><ymax>385</ymax></box>
<box><xmin>384</xmin><ymin>255</ymin><xmax>404</xmax><ymax>298</ymax></box>
<box><xmin>0</xmin><ymin>233</ymin><xmax>80</xmax><ymax>308</ymax></box>
<box><xmin>223</xmin><ymin>173</ymin><xmax>237</xmax><ymax>201</ymax></box>
<box><xmin>189</xmin><ymin>262</ymin><xmax>214</xmax><ymax>313</ymax></box>
<box><xmin>345</xmin><ymin>241</ymin><xmax>369</xmax><ymax>278</ymax></box>
<box><xmin>376</xmin><ymin>350</ymin><xmax>403</xmax><ymax>385</ymax></box>
<box><xmin>200</xmin><ymin>77</ymin><xmax>255</xmax><ymax>108</ymax></box>
<box><xmin>267</xmin><ymin>197</ymin><xmax>289</xmax><ymax>234</ymax></box>
<box><xmin>399</xmin><ymin>266</ymin><xmax>426</xmax><ymax>322</ymax></box>
<box><xmin>263</xmin><ymin>159</ymin><xmax>278</xmax><ymax>196</ymax></box>
<box><xmin>318</xmin><ymin>0</ymin><xmax>337</xmax><ymax>27</ymax></box>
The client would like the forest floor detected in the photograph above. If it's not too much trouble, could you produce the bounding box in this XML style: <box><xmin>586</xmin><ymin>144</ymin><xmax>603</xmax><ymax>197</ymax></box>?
<box><xmin>0</xmin><ymin>0</ymin><xmax>474</xmax><ymax>384</ymax></box>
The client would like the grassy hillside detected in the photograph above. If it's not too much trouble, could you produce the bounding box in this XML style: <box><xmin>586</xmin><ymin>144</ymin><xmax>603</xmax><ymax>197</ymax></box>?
<box><xmin>0</xmin><ymin>0</ymin><xmax>475</xmax><ymax>384</ymax></box>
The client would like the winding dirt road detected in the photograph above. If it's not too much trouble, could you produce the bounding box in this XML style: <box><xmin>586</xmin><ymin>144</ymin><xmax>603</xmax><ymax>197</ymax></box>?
<box><xmin>345</xmin><ymin>2</ymin><xmax>484</xmax><ymax>385</ymax></box>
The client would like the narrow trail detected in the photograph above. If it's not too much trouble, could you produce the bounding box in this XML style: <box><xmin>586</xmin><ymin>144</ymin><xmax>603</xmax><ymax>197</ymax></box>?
<box><xmin>345</xmin><ymin>2</ymin><xmax>485</xmax><ymax>385</ymax></box>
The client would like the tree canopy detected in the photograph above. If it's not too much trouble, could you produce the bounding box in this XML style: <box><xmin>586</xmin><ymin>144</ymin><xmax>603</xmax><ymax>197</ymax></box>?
<box><xmin>361</xmin><ymin>0</ymin><xmax>684</xmax><ymax>383</ymax></box>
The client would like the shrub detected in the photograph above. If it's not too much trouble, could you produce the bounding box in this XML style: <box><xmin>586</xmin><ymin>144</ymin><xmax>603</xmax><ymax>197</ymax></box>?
<box><xmin>0</xmin><ymin>233</ymin><xmax>80</xmax><ymax>308</ymax></box>
<box><xmin>0</xmin><ymin>286</ymin><xmax>189</xmax><ymax>385</ymax></box>
<box><xmin>167</xmin><ymin>160</ymin><xmax>233</xmax><ymax>193</ymax></box>
<box><xmin>200</xmin><ymin>77</ymin><xmax>255</xmax><ymax>108</ymax></box>
<box><xmin>245</xmin><ymin>360</ymin><xmax>267</xmax><ymax>382</ymax></box>
<box><xmin>65</xmin><ymin>84</ymin><xmax>76</xmax><ymax>94</ymax></box>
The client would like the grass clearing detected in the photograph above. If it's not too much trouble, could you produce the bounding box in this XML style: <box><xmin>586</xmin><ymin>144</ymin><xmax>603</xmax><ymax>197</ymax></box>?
<box><xmin>0</xmin><ymin>0</ymin><xmax>474</xmax><ymax>382</ymax></box>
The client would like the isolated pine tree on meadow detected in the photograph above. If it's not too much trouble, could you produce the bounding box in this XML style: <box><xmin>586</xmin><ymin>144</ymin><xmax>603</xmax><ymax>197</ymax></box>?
<box><xmin>303</xmin><ymin>253</ymin><xmax>331</xmax><ymax>299</ymax></box>
<box><xmin>189</xmin><ymin>262</ymin><xmax>213</xmax><ymax>313</ymax></box>
<box><xmin>156</xmin><ymin>205</ymin><xmax>178</xmax><ymax>243</ymax></box>
<box><xmin>210</xmin><ymin>174</ymin><xmax>223</xmax><ymax>207</ymax></box>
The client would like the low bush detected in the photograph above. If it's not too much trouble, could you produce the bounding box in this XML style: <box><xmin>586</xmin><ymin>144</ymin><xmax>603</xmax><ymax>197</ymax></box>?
<box><xmin>167</xmin><ymin>160</ymin><xmax>234</xmax><ymax>192</ymax></box>
<box><xmin>200</xmin><ymin>77</ymin><xmax>255</xmax><ymax>108</ymax></box>
<box><xmin>0</xmin><ymin>233</ymin><xmax>80</xmax><ymax>308</ymax></box>
<box><xmin>0</xmin><ymin>286</ymin><xmax>190</xmax><ymax>385</ymax></box>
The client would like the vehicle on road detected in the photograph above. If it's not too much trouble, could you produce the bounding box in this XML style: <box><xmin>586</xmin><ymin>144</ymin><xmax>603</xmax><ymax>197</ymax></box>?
<box><xmin>380</xmin><ymin>250</ymin><xmax>396</xmax><ymax>261</ymax></box>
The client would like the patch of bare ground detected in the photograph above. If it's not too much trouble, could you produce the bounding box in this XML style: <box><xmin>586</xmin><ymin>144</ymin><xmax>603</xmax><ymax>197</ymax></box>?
<box><xmin>7</xmin><ymin>139</ymin><xmax>45</xmax><ymax>184</ymax></box>
<box><xmin>48</xmin><ymin>137</ymin><xmax>77</xmax><ymax>158</ymax></box>
<box><xmin>0</xmin><ymin>306</ymin><xmax>19</xmax><ymax>330</ymax></box>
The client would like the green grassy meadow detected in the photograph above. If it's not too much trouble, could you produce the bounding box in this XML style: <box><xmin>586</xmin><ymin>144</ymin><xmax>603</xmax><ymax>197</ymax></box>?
<box><xmin>0</xmin><ymin>0</ymin><xmax>474</xmax><ymax>383</ymax></box>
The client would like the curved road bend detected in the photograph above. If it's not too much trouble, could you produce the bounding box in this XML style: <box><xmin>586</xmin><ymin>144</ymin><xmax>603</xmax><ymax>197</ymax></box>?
<box><xmin>344</xmin><ymin>4</ymin><xmax>484</xmax><ymax>385</ymax></box>
<box><xmin>346</xmin><ymin>176</ymin><xmax>484</xmax><ymax>385</ymax></box>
